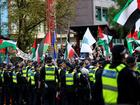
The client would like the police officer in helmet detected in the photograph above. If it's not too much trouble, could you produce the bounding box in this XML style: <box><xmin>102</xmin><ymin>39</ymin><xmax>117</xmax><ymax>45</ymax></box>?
<box><xmin>94</xmin><ymin>45</ymin><xmax>140</xmax><ymax>105</ymax></box>
<box><xmin>40</xmin><ymin>57</ymin><xmax>59</xmax><ymax>105</ymax></box>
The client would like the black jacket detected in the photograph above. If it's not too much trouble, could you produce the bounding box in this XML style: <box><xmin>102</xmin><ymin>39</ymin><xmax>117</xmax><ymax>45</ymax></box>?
<box><xmin>94</xmin><ymin>62</ymin><xmax>140</xmax><ymax>105</ymax></box>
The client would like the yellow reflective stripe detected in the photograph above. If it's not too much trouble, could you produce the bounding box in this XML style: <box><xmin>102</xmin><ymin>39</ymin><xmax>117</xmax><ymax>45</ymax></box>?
<box><xmin>66</xmin><ymin>78</ymin><xmax>73</xmax><ymax>81</ymax></box>
<box><xmin>1</xmin><ymin>71</ymin><xmax>4</xmax><ymax>82</ymax></box>
<box><xmin>45</xmin><ymin>76</ymin><xmax>55</xmax><ymax>80</ymax></box>
<box><xmin>45</xmin><ymin>66</ymin><xmax>55</xmax><ymax>81</ymax></box>
<box><xmin>22</xmin><ymin>69</ymin><xmax>27</xmax><ymax>77</ymax></box>
<box><xmin>46</xmin><ymin>71</ymin><xmax>55</xmax><ymax>74</ymax></box>
<box><xmin>30</xmin><ymin>72</ymin><xmax>36</xmax><ymax>85</ymax></box>
<box><xmin>58</xmin><ymin>69</ymin><xmax>61</xmax><ymax>75</ymax></box>
<box><xmin>78</xmin><ymin>73</ymin><xmax>81</xmax><ymax>78</ymax></box>
<box><xmin>104</xmin><ymin>64</ymin><xmax>111</xmax><ymax>70</ymax></box>
<box><xmin>66</xmin><ymin>82</ymin><xmax>73</xmax><ymax>85</ymax></box>
<box><xmin>66</xmin><ymin>72</ymin><xmax>74</xmax><ymax>86</ymax></box>
<box><xmin>103</xmin><ymin>89</ymin><xmax>117</xmax><ymax>104</ymax></box>
<box><xmin>31</xmin><ymin>76</ymin><xmax>35</xmax><ymax>85</ymax></box>
<box><xmin>45</xmin><ymin>65</ymin><xmax>55</xmax><ymax>68</ymax></box>
<box><xmin>12</xmin><ymin>73</ymin><xmax>17</xmax><ymax>83</ymax></box>
<box><xmin>89</xmin><ymin>73</ymin><xmax>94</xmax><ymax>77</ymax></box>
<box><xmin>102</xmin><ymin>76</ymin><xmax>117</xmax><ymax>87</ymax></box>
<box><xmin>116</xmin><ymin>64</ymin><xmax>126</xmax><ymax>72</ymax></box>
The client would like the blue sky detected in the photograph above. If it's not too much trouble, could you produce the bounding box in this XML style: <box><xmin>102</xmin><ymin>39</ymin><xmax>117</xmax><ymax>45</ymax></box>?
<box><xmin>0</xmin><ymin>0</ymin><xmax>9</xmax><ymax>36</ymax></box>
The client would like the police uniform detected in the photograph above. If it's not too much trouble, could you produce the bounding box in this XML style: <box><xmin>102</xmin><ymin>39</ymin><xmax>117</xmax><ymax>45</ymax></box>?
<box><xmin>58</xmin><ymin>66</ymin><xmax>67</xmax><ymax>105</ymax></box>
<box><xmin>62</xmin><ymin>62</ymin><xmax>77</xmax><ymax>105</ymax></box>
<box><xmin>76</xmin><ymin>69</ymin><xmax>91</xmax><ymax>105</ymax></box>
<box><xmin>88</xmin><ymin>66</ymin><xmax>98</xmax><ymax>105</ymax></box>
<box><xmin>40</xmin><ymin>60</ymin><xmax>58</xmax><ymax>105</ymax></box>
<box><xmin>21</xmin><ymin>65</ymin><xmax>31</xmax><ymax>104</ymax></box>
<box><xmin>94</xmin><ymin>45</ymin><xmax>140</xmax><ymax>105</ymax></box>
<box><xmin>11</xmin><ymin>68</ymin><xmax>18</xmax><ymax>105</ymax></box>
<box><xmin>2</xmin><ymin>67</ymin><xmax>11</xmax><ymax>105</ymax></box>
<box><xmin>0</xmin><ymin>66</ymin><xmax>4</xmax><ymax>105</ymax></box>
<box><xmin>28</xmin><ymin>66</ymin><xmax>40</xmax><ymax>105</ymax></box>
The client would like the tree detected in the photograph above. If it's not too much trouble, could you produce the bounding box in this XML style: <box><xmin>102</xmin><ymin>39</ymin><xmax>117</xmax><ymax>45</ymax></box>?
<box><xmin>9</xmin><ymin>0</ymin><xmax>77</xmax><ymax>51</ymax></box>
<box><xmin>56</xmin><ymin>0</ymin><xmax>77</xmax><ymax>29</ymax></box>
<box><xmin>108</xmin><ymin>0</ymin><xmax>129</xmax><ymax>38</ymax></box>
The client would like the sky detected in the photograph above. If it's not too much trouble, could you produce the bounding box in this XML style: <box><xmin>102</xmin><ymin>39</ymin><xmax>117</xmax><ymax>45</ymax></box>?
<box><xmin>0</xmin><ymin>0</ymin><xmax>9</xmax><ymax>37</ymax></box>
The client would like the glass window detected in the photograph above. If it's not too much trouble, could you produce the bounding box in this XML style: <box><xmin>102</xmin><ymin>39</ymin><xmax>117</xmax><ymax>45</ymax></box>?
<box><xmin>95</xmin><ymin>6</ymin><xmax>102</xmax><ymax>21</ymax></box>
<box><xmin>102</xmin><ymin>8</ymin><xmax>108</xmax><ymax>21</ymax></box>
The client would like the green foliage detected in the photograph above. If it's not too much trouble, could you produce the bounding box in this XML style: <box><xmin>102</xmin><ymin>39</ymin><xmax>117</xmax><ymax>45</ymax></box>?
<box><xmin>9</xmin><ymin>0</ymin><xmax>76</xmax><ymax>51</ymax></box>
<box><xmin>108</xmin><ymin>0</ymin><xmax>129</xmax><ymax>38</ymax></box>
<box><xmin>56</xmin><ymin>0</ymin><xmax>76</xmax><ymax>29</ymax></box>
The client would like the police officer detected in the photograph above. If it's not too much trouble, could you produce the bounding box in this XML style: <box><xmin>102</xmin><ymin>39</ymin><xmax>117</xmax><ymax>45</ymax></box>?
<box><xmin>40</xmin><ymin>57</ymin><xmax>58</xmax><ymax>105</ymax></box>
<box><xmin>28</xmin><ymin>63</ymin><xmax>40</xmax><ymax>105</ymax></box>
<box><xmin>76</xmin><ymin>61</ymin><xmax>91</xmax><ymax>105</ymax></box>
<box><xmin>57</xmin><ymin>60</ymin><xmax>68</xmax><ymax>105</ymax></box>
<box><xmin>0</xmin><ymin>64</ymin><xmax>4</xmax><ymax>105</ymax></box>
<box><xmin>64</xmin><ymin>62</ymin><xmax>77</xmax><ymax>105</ymax></box>
<box><xmin>21</xmin><ymin>61</ymin><xmax>31</xmax><ymax>104</ymax></box>
<box><xmin>88</xmin><ymin>61</ymin><xmax>98</xmax><ymax>105</ymax></box>
<box><xmin>94</xmin><ymin>45</ymin><xmax>140</xmax><ymax>105</ymax></box>
<box><xmin>126</xmin><ymin>56</ymin><xmax>140</xmax><ymax>85</ymax></box>
<box><xmin>11</xmin><ymin>66</ymin><xmax>18</xmax><ymax>105</ymax></box>
<box><xmin>2</xmin><ymin>64</ymin><xmax>12</xmax><ymax>105</ymax></box>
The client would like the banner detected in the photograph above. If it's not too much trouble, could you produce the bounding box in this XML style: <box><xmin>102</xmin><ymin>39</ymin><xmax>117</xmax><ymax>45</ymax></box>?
<box><xmin>0</xmin><ymin>0</ymin><xmax>9</xmax><ymax>37</ymax></box>
<box><xmin>16</xmin><ymin>48</ymin><xmax>32</xmax><ymax>61</ymax></box>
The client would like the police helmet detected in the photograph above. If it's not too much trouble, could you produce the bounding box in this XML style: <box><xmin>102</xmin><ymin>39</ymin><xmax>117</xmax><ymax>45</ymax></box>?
<box><xmin>111</xmin><ymin>45</ymin><xmax>126</xmax><ymax>60</ymax></box>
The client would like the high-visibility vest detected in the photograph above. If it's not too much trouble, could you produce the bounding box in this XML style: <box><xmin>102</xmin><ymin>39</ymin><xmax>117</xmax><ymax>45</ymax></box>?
<box><xmin>12</xmin><ymin>71</ymin><xmax>17</xmax><ymax>84</ymax></box>
<box><xmin>77</xmin><ymin>72</ymin><xmax>81</xmax><ymax>78</ymax></box>
<box><xmin>22</xmin><ymin>66</ymin><xmax>28</xmax><ymax>77</ymax></box>
<box><xmin>30</xmin><ymin>71</ymin><xmax>36</xmax><ymax>85</ymax></box>
<box><xmin>45</xmin><ymin>65</ymin><xmax>55</xmax><ymax>81</ymax></box>
<box><xmin>0</xmin><ymin>70</ymin><xmax>4</xmax><ymax>83</ymax></box>
<box><xmin>89</xmin><ymin>67</ymin><xmax>98</xmax><ymax>83</ymax></box>
<box><xmin>58</xmin><ymin>69</ymin><xmax>61</xmax><ymax>75</ymax></box>
<box><xmin>102</xmin><ymin>64</ymin><xmax>126</xmax><ymax>104</ymax></box>
<box><xmin>66</xmin><ymin>71</ymin><xmax>74</xmax><ymax>86</ymax></box>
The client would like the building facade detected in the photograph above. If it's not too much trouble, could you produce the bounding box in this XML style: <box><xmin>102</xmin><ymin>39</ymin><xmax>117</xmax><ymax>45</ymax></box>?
<box><xmin>71</xmin><ymin>0</ymin><xmax>116</xmax><ymax>27</ymax></box>
<box><xmin>70</xmin><ymin>0</ymin><xmax>116</xmax><ymax>54</ymax></box>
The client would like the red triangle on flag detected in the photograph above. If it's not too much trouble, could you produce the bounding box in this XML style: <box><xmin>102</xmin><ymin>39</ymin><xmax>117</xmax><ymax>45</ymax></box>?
<box><xmin>44</xmin><ymin>31</ymin><xmax>51</xmax><ymax>44</ymax></box>
<box><xmin>98</xmin><ymin>26</ymin><xmax>104</xmax><ymax>38</ymax></box>
<box><xmin>0</xmin><ymin>48</ymin><xmax>6</xmax><ymax>54</ymax></box>
<box><xmin>32</xmin><ymin>40</ymin><xmax>37</xmax><ymax>49</ymax></box>
<box><xmin>0</xmin><ymin>39</ymin><xmax>3</xmax><ymax>44</ymax></box>
<box><xmin>127</xmin><ymin>31</ymin><xmax>139</xmax><ymax>40</ymax></box>
<box><xmin>68</xmin><ymin>49</ymin><xmax>75</xmax><ymax>59</ymax></box>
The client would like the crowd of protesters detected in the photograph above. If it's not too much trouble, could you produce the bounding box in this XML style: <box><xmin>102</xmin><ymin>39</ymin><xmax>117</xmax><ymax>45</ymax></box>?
<box><xmin>0</xmin><ymin>45</ymin><xmax>140</xmax><ymax>105</ymax></box>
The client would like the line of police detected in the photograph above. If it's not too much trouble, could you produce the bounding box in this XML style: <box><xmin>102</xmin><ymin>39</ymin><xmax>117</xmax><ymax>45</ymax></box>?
<box><xmin>0</xmin><ymin>45</ymin><xmax>140</xmax><ymax>105</ymax></box>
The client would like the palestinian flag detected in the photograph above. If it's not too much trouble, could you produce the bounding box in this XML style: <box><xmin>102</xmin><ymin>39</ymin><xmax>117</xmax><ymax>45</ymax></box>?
<box><xmin>97</xmin><ymin>26</ymin><xmax>112</xmax><ymax>56</ymax></box>
<box><xmin>98</xmin><ymin>26</ymin><xmax>112</xmax><ymax>44</ymax></box>
<box><xmin>114</xmin><ymin>0</ymin><xmax>140</xmax><ymax>29</ymax></box>
<box><xmin>0</xmin><ymin>39</ymin><xmax>17</xmax><ymax>50</ymax></box>
<box><xmin>43</xmin><ymin>31</ymin><xmax>51</xmax><ymax>53</ymax></box>
<box><xmin>31</xmin><ymin>39</ymin><xmax>37</xmax><ymax>59</ymax></box>
<box><xmin>35</xmin><ymin>45</ymin><xmax>41</xmax><ymax>64</ymax></box>
<box><xmin>37</xmin><ymin>31</ymin><xmax>51</xmax><ymax>61</ymax></box>
<box><xmin>126</xmin><ymin>30</ymin><xmax>140</xmax><ymax>54</ymax></box>
<box><xmin>127</xmin><ymin>31</ymin><xmax>140</xmax><ymax>40</ymax></box>
<box><xmin>64</xmin><ymin>41</ymin><xmax>75</xmax><ymax>59</ymax></box>
<box><xmin>0</xmin><ymin>48</ymin><xmax>6</xmax><ymax>54</ymax></box>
